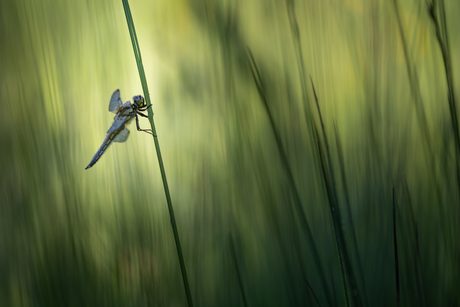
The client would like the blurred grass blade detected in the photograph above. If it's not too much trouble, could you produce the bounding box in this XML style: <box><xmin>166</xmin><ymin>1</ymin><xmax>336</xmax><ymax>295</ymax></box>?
<box><xmin>121</xmin><ymin>1</ymin><xmax>193</xmax><ymax>307</ymax></box>
<box><xmin>306</xmin><ymin>278</ymin><xmax>322</xmax><ymax>307</ymax></box>
<box><xmin>334</xmin><ymin>121</ymin><xmax>368</xmax><ymax>306</ymax></box>
<box><xmin>428</xmin><ymin>0</ymin><xmax>460</xmax><ymax>196</ymax></box>
<box><xmin>229</xmin><ymin>234</ymin><xmax>248</xmax><ymax>307</ymax></box>
<box><xmin>246</xmin><ymin>47</ymin><xmax>333</xmax><ymax>306</ymax></box>
<box><xmin>253</xmin><ymin>152</ymin><xmax>312</xmax><ymax>305</ymax></box>
<box><xmin>403</xmin><ymin>180</ymin><xmax>425</xmax><ymax>307</ymax></box>
<box><xmin>392</xmin><ymin>0</ymin><xmax>451</xmax><ymax>270</ymax></box>
<box><xmin>285</xmin><ymin>0</ymin><xmax>313</xmax><ymax>143</ymax></box>
<box><xmin>311</xmin><ymin>78</ymin><xmax>364</xmax><ymax>307</ymax></box>
<box><xmin>330</xmin><ymin>263</ymin><xmax>338</xmax><ymax>307</ymax></box>
<box><xmin>391</xmin><ymin>0</ymin><xmax>442</xmax><ymax>204</ymax></box>
<box><xmin>312</xmin><ymin>118</ymin><xmax>350</xmax><ymax>307</ymax></box>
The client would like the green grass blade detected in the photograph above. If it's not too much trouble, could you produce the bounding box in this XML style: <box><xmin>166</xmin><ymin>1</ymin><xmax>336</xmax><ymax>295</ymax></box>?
<box><xmin>121</xmin><ymin>1</ymin><xmax>193</xmax><ymax>307</ymax></box>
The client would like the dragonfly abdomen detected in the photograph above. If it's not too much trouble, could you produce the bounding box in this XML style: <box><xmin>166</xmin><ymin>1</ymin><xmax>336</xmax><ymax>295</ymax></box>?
<box><xmin>85</xmin><ymin>128</ymin><xmax>123</xmax><ymax>169</ymax></box>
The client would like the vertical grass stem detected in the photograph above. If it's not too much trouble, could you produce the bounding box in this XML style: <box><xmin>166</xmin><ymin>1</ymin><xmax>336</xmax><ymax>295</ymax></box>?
<box><xmin>121</xmin><ymin>1</ymin><xmax>193</xmax><ymax>306</ymax></box>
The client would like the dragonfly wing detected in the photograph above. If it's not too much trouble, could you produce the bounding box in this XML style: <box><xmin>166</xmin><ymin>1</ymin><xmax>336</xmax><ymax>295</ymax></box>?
<box><xmin>113</xmin><ymin>127</ymin><xmax>130</xmax><ymax>143</ymax></box>
<box><xmin>109</xmin><ymin>89</ymin><xmax>123</xmax><ymax>113</ymax></box>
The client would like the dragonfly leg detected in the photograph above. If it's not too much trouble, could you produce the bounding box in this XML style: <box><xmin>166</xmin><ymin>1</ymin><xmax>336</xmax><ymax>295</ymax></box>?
<box><xmin>138</xmin><ymin>104</ymin><xmax>152</xmax><ymax>112</ymax></box>
<box><xmin>137</xmin><ymin>112</ymin><xmax>150</xmax><ymax>118</ymax></box>
<box><xmin>135</xmin><ymin>114</ymin><xmax>156</xmax><ymax>136</ymax></box>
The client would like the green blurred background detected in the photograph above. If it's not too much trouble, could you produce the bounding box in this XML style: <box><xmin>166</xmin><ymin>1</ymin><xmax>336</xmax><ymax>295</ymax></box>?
<box><xmin>1</xmin><ymin>0</ymin><xmax>459</xmax><ymax>306</ymax></box>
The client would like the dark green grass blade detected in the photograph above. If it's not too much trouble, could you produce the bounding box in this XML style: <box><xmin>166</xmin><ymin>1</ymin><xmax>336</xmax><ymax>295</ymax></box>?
<box><xmin>121</xmin><ymin>1</ymin><xmax>193</xmax><ymax>307</ymax></box>
<box><xmin>245</xmin><ymin>47</ymin><xmax>333</xmax><ymax>306</ymax></box>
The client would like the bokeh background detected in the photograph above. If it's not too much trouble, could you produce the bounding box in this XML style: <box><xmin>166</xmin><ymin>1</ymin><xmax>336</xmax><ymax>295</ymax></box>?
<box><xmin>1</xmin><ymin>0</ymin><xmax>459</xmax><ymax>306</ymax></box>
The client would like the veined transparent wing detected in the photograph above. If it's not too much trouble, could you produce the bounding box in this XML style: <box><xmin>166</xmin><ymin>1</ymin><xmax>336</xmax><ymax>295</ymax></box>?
<box><xmin>113</xmin><ymin>127</ymin><xmax>130</xmax><ymax>143</ymax></box>
<box><xmin>109</xmin><ymin>89</ymin><xmax>123</xmax><ymax>112</ymax></box>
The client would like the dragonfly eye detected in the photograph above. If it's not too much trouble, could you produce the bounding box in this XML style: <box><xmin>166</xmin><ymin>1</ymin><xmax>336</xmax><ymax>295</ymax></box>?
<box><xmin>133</xmin><ymin>95</ymin><xmax>145</xmax><ymax>107</ymax></box>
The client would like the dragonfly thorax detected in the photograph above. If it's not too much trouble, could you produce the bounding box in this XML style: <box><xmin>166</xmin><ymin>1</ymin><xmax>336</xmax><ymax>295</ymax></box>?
<box><xmin>115</xmin><ymin>101</ymin><xmax>134</xmax><ymax>116</ymax></box>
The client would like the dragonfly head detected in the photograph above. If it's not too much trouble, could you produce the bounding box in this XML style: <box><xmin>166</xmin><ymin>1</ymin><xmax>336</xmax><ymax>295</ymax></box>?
<box><xmin>133</xmin><ymin>95</ymin><xmax>146</xmax><ymax>108</ymax></box>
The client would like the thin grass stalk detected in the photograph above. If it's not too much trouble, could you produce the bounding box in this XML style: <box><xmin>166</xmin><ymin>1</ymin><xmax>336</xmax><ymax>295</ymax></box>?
<box><xmin>285</xmin><ymin>0</ymin><xmax>314</xmax><ymax>143</ymax></box>
<box><xmin>245</xmin><ymin>48</ymin><xmax>333</xmax><ymax>306</ymax></box>
<box><xmin>254</xmin><ymin>150</ymin><xmax>315</xmax><ymax>305</ymax></box>
<box><xmin>391</xmin><ymin>0</ymin><xmax>442</xmax><ymax>202</ymax></box>
<box><xmin>306</xmin><ymin>278</ymin><xmax>322</xmax><ymax>307</ymax></box>
<box><xmin>252</xmin><ymin>153</ymin><xmax>306</xmax><ymax>305</ymax></box>
<box><xmin>284</xmin><ymin>190</ymin><xmax>320</xmax><ymax>306</ymax></box>
<box><xmin>413</xmin><ymin>225</ymin><xmax>424</xmax><ymax>304</ymax></box>
<box><xmin>392</xmin><ymin>0</ymin><xmax>450</xmax><ymax>260</ymax></box>
<box><xmin>311</xmin><ymin>79</ymin><xmax>364</xmax><ymax>307</ymax></box>
<box><xmin>393</xmin><ymin>188</ymin><xmax>400</xmax><ymax>307</ymax></box>
<box><xmin>403</xmin><ymin>180</ymin><xmax>425</xmax><ymax>307</ymax></box>
<box><xmin>312</xmin><ymin>119</ymin><xmax>349</xmax><ymax>307</ymax></box>
<box><xmin>428</xmin><ymin>2</ymin><xmax>460</xmax><ymax>299</ymax></box>
<box><xmin>229</xmin><ymin>234</ymin><xmax>248</xmax><ymax>307</ymax></box>
<box><xmin>329</xmin><ymin>263</ymin><xmax>338</xmax><ymax>307</ymax></box>
<box><xmin>334</xmin><ymin>121</ymin><xmax>368</xmax><ymax>306</ymax></box>
<box><xmin>121</xmin><ymin>2</ymin><xmax>193</xmax><ymax>306</ymax></box>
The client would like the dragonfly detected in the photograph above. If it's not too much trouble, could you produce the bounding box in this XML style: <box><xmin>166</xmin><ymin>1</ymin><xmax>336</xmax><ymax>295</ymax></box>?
<box><xmin>85</xmin><ymin>89</ymin><xmax>153</xmax><ymax>170</ymax></box>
